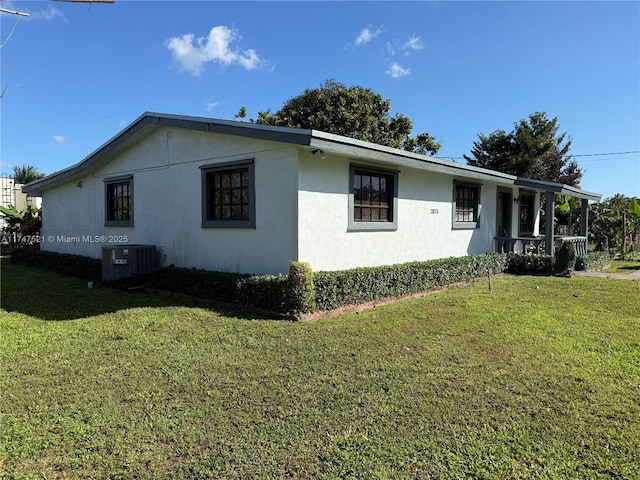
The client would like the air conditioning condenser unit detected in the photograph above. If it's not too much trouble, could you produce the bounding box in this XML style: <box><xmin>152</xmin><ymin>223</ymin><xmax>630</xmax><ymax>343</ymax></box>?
<box><xmin>102</xmin><ymin>244</ymin><xmax>158</xmax><ymax>282</ymax></box>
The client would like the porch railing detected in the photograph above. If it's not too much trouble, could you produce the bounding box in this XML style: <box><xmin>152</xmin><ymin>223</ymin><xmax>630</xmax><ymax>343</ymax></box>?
<box><xmin>495</xmin><ymin>236</ymin><xmax>545</xmax><ymax>255</ymax></box>
<box><xmin>554</xmin><ymin>236</ymin><xmax>588</xmax><ymax>255</ymax></box>
<box><xmin>495</xmin><ymin>235</ymin><xmax>588</xmax><ymax>255</ymax></box>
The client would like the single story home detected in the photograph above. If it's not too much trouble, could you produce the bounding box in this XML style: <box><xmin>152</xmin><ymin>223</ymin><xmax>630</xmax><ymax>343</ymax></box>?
<box><xmin>24</xmin><ymin>112</ymin><xmax>601</xmax><ymax>276</ymax></box>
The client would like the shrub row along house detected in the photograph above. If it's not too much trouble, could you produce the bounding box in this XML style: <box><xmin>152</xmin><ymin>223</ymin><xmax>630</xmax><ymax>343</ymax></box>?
<box><xmin>24</xmin><ymin>112</ymin><xmax>601</xmax><ymax>276</ymax></box>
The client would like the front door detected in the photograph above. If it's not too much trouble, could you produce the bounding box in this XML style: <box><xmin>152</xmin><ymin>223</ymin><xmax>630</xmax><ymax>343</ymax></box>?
<box><xmin>496</xmin><ymin>188</ymin><xmax>512</xmax><ymax>252</ymax></box>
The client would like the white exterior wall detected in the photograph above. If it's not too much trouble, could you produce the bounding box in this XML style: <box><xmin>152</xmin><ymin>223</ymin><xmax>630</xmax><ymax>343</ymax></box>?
<box><xmin>41</xmin><ymin>128</ymin><xmax>299</xmax><ymax>275</ymax></box>
<box><xmin>296</xmin><ymin>152</ymin><xmax>500</xmax><ymax>272</ymax></box>
<box><xmin>40</xmin><ymin>126</ymin><xmax>527</xmax><ymax>276</ymax></box>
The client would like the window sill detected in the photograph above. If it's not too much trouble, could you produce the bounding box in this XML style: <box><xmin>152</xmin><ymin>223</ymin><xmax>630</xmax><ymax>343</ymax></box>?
<box><xmin>348</xmin><ymin>222</ymin><xmax>398</xmax><ymax>232</ymax></box>
<box><xmin>105</xmin><ymin>222</ymin><xmax>133</xmax><ymax>227</ymax></box>
<box><xmin>202</xmin><ymin>221</ymin><xmax>256</xmax><ymax>229</ymax></box>
<box><xmin>452</xmin><ymin>222</ymin><xmax>479</xmax><ymax>230</ymax></box>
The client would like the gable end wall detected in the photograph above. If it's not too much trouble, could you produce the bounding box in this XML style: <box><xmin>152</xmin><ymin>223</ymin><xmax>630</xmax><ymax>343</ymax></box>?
<box><xmin>40</xmin><ymin>127</ymin><xmax>299</xmax><ymax>275</ymax></box>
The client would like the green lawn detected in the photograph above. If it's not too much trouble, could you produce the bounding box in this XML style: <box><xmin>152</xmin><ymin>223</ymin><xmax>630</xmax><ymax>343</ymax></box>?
<box><xmin>603</xmin><ymin>259</ymin><xmax>640</xmax><ymax>274</ymax></box>
<box><xmin>1</xmin><ymin>259</ymin><xmax>639</xmax><ymax>479</ymax></box>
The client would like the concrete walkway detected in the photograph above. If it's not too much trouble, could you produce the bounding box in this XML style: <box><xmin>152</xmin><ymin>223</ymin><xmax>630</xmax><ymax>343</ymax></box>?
<box><xmin>573</xmin><ymin>269</ymin><xmax>640</xmax><ymax>280</ymax></box>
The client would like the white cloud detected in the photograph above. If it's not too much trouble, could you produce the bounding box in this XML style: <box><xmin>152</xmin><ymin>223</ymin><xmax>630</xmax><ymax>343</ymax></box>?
<box><xmin>40</xmin><ymin>5</ymin><xmax>65</xmax><ymax>21</ymax></box>
<box><xmin>166</xmin><ymin>26</ymin><xmax>265</xmax><ymax>76</ymax></box>
<box><xmin>52</xmin><ymin>136</ymin><xmax>65</xmax><ymax>145</ymax></box>
<box><xmin>386</xmin><ymin>35</ymin><xmax>425</xmax><ymax>56</ymax></box>
<box><xmin>355</xmin><ymin>27</ymin><xmax>382</xmax><ymax>46</ymax></box>
<box><xmin>106</xmin><ymin>118</ymin><xmax>128</xmax><ymax>129</ymax></box>
<box><xmin>386</xmin><ymin>63</ymin><xmax>410</xmax><ymax>78</ymax></box>
<box><xmin>405</xmin><ymin>36</ymin><xmax>424</xmax><ymax>51</ymax></box>
<box><xmin>205</xmin><ymin>101</ymin><xmax>219</xmax><ymax>112</ymax></box>
<box><xmin>28</xmin><ymin>5</ymin><xmax>67</xmax><ymax>22</ymax></box>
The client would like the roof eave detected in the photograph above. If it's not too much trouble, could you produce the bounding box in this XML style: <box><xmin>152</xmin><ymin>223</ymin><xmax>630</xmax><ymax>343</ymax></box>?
<box><xmin>23</xmin><ymin>112</ymin><xmax>315</xmax><ymax>195</ymax></box>
<box><xmin>514</xmin><ymin>178</ymin><xmax>601</xmax><ymax>201</ymax></box>
<box><xmin>308</xmin><ymin>130</ymin><xmax>518</xmax><ymax>184</ymax></box>
<box><xmin>23</xmin><ymin>112</ymin><xmax>602</xmax><ymax>202</ymax></box>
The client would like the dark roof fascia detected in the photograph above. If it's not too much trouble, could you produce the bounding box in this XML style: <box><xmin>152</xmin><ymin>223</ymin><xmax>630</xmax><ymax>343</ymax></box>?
<box><xmin>23</xmin><ymin>112</ymin><xmax>601</xmax><ymax>201</ymax></box>
<box><xmin>514</xmin><ymin>178</ymin><xmax>602</xmax><ymax>201</ymax></box>
<box><xmin>24</xmin><ymin>112</ymin><xmax>155</xmax><ymax>195</ymax></box>
<box><xmin>23</xmin><ymin>112</ymin><xmax>315</xmax><ymax>195</ymax></box>
<box><xmin>308</xmin><ymin>131</ymin><xmax>518</xmax><ymax>184</ymax></box>
<box><xmin>151</xmin><ymin>112</ymin><xmax>314</xmax><ymax>145</ymax></box>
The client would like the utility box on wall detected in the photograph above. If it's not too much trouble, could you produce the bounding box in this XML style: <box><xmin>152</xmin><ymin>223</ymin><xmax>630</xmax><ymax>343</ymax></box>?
<box><xmin>101</xmin><ymin>244</ymin><xmax>157</xmax><ymax>282</ymax></box>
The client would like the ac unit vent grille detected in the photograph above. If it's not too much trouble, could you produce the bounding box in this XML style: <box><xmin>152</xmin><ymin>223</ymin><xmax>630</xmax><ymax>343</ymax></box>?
<box><xmin>101</xmin><ymin>244</ymin><xmax>157</xmax><ymax>282</ymax></box>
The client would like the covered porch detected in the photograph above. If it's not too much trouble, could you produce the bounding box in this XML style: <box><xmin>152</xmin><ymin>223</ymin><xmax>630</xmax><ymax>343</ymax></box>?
<box><xmin>494</xmin><ymin>179</ymin><xmax>602</xmax><ymax>256</ymax></box>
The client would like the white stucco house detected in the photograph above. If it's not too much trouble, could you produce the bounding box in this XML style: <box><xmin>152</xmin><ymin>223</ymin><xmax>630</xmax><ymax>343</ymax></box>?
<box><xmin>24</xmin><ymin>112</ymin><xmax>601</xmax><ymax>275</ymax></box>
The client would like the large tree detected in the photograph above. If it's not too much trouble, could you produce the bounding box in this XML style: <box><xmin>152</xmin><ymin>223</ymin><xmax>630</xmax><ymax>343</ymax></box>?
<box><xmin>464</xmin><ymin>112</ymin><xmax>583</xmax><ymax>186</ymax></box>
<box><xmin>252</xmin><ymin>79</ymin><xmax>441</xmax><ymax>155</ymax></box>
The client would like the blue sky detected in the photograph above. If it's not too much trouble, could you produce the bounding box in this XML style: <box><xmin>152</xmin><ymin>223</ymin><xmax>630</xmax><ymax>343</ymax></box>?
<box><xmin>1</xmin><ymin>0</ymin><xmax>639</xmax><ymax>200</ymax></box>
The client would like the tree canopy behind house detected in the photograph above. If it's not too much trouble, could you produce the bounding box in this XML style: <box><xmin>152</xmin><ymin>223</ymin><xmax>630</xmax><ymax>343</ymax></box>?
<box><xmin>12</xmin><ymin>164</ymin><xmax>45</xmax><ymax>184</ymax></box>
<box><xmin>464</xmin><ymin>112</ymin><xmax>583</xmax><ymax>186</ymax></box>
<box><xmin>249</xmin><ymin>79</ymin><xmax>441</xmax><ymax>155</ymax></box>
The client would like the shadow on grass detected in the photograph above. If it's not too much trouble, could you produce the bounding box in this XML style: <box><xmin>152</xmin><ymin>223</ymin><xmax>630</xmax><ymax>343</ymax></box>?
<box><xmin>1</xmin><ymin>259</ymin><xmax>272</xmax><ymax>322</ymax></box>
<box><xmin>618</xmin><ymin>265</ymin><xmax>640</xmax><ymax>272</ymax></box>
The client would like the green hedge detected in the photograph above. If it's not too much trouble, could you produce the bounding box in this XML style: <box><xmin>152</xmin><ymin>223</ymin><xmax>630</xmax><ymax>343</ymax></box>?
<box><xmin>10</xmin><ymin>248</ymin><xmax>102</xmax><ymax>281</ymax></box>
<box><xmin>14</xmin><ymin>249</ymin><xmax>603</xmax><ymax>317</ymax></box>
<box><xmin>313</xmin><ymin>254</ymin><xmax>508</xmax><ymax>311</ymax></box>
<box><xmin>148</xmin><ymin>266</ymin><xmax>289</xmax><ymax>315</ymax></box>
<box><xmin>505</xmin><ymin>252</ymin><xmax>555</xmax><ymax>274</ymax></box>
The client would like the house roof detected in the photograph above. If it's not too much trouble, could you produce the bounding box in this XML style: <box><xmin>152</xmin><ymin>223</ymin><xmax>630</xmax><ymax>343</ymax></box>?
<box><xmin>514</xmin><ymin>178</ymin><xmax>601</xmax><ymax>202</ymax></box>
<box><xmin>23</xmin><ymin>112</ymin><xmax>601</xmax><ymax>201</ymax></box>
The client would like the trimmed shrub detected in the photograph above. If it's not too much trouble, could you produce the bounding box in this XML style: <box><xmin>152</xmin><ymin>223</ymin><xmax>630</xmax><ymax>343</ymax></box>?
<box><xmin>286</xmin><ymin>262</ymin><xmax>316</xmax><ymax>316</ymax></box>
<box><xmin>597</xmin><ymin>235</ymin><xmax>609</xmax><ymax>253</ymax></box>
<box><xmin>556</xmin><ymin>241</ymin><xmax>577</xmax><ymax>273</ymax></box>
<box><xmin>148</xmin><ymin>266</ymin><xmax>288</xmax><ymax>314</ymax></box>
<box><xmin>149</xmin><ymin>266</ymin><xmax>244</xmax><ymax>303</ymax></box>
<box><xmin>237</xmin><ymin>274</ymin><xmax>289</xmax><ymax>313</ymax></box>
<box><xmin>10</xmin><ymin>248</ymin><xmax>101</xmax><ymax>280</ymax></box>
<box><xmin>505</xmin><ymin>253</ymin><xmax>555</xmax><ymax>274</ymax></box>
<box><xmin>313</xmin><ymin>254</ymin><xmax>508</xmax><ymax>312</ymax></box>
<box><xmin>12</xmin><ymin>250</ymin><xmax>589</xmax><ymax>317</ymax></box>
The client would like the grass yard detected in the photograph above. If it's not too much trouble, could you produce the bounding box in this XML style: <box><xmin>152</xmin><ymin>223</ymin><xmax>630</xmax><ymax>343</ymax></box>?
<box><xmin>1</xmin><ymin>259</ymin><xmax>639</xmax><ymax>479</ymax></box>
<box><xmin>603</xmin><ymin>259</ymin><xmax>640</xmax><ymax>274</ymax></box>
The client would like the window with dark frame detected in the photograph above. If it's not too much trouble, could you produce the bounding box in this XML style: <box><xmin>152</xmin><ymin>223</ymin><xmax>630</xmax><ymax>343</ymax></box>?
<box><xmin>105</xmin><ymin>178</ymin><xmax>132</xmax><ymax>225</ymax></box>
<box><xmin>201</xmin><ymin>160</ymin><xmax>255</xmax><ymax>228</ymax></box>
<box><xmin>518</xmin><ymin>192</ymin><xmax>535</xmax><ymax>235</ymax></box>
<box><xmin>454</xmin><ymin>183</ymin><xmax>479</xmax><ymax>226</ymax></box>
<box><xmin>452</xmin><ymin>181</ymin><xmax>481</xmax><ymax>229</ymax></box>
<box><xmin>353</xmin><ymin>171</ymin><xmax>393</xmax><ymax>222</ymax></box>
<box><xmin>208</xmin><ymin>168</ymin><xmax>250</xmax><ymax>221</ymax></box>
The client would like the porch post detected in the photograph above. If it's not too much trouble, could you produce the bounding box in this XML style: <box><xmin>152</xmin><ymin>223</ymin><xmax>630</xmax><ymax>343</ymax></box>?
<box><xmin>580</xmin><ymin>199</ymin><xmax>589</xmax><ymax>237</ymax></box>
<box><xmin>545</xmin><ymin>191</ymin><xmax>555</xmax><ymax>255</ymax></box>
